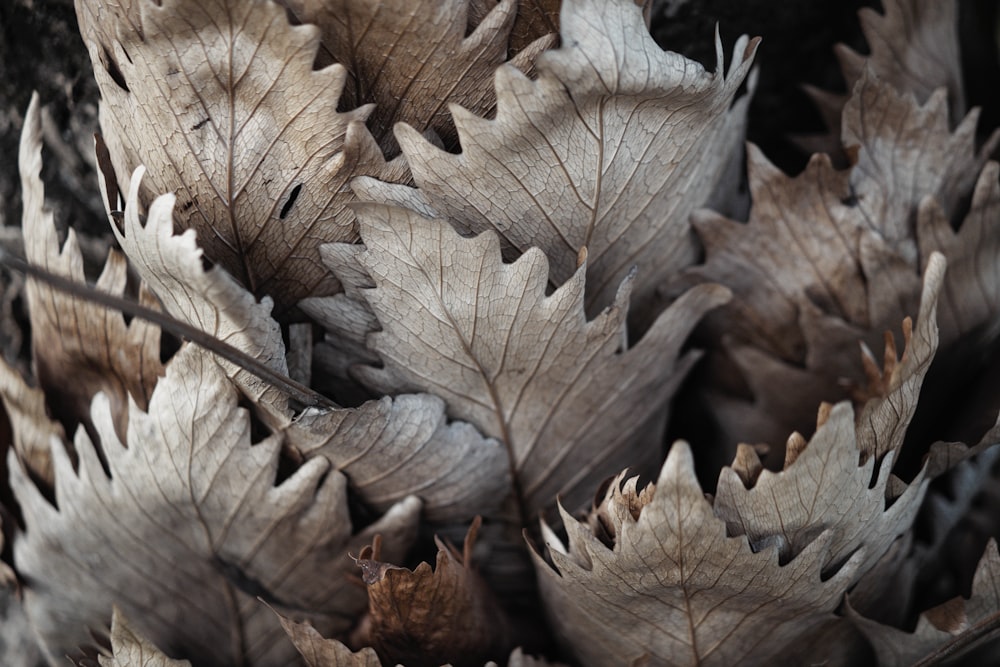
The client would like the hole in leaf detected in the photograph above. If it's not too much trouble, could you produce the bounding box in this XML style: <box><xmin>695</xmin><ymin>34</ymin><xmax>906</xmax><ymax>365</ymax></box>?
<box><xmin>280</xmin><ymin>184</ymin><xmax>302</xmax><ymax>220</ymax></box>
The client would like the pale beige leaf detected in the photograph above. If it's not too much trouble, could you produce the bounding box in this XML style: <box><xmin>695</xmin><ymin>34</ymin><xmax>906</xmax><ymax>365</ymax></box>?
<box><xmin>843</xmin><ymin>68</ymin><xmax>997</xmax><ymax>265</ymax></box>
<box><xmin>354</xmin><ymin>517</ymin><xmax>510</xmax><ymax>667</ymax></box>
<box><xmin>115</xmin><ymin>168</ymin><xmax>509</xmax><ymax>522</ymax></box>
<box><xmin>78</xmin><ymin>0</ymin><xmax>408</xmax><ymax>310</ymax></box>
<box><xmin>334</xmin><ymin>203</ymin><xmax>729</xmax><ymax>515</ymax></box>
<box><xmin>533</xmin><ymin>442</ymin><xmax>863</xmax><ymax>667</ymax></box>
<box><xmin>847</xmin><ymin>540</ymin><xmax>1000</xmax><ymax>666</ymax></box>
<box><xmin>98</xmin><ymin>607</ymin><xmax>192</xmax><ymax>667</ymax></box>
<box><xmin>277</xmin><ymin>0</ymin><xmax>555</xmax><ymax>153</ymax></box>
<box><xmin>836</xmin><ymin>0</ymin><xmax>965</xmax><ymax>118</ymax></box>
<box><xmin>10</xmin><ymin>344</ymin><xmax>421</xmax><ymax>666</ymax></box>
<box><xmin>20</xmin><ymin>94</ymin><xmax>162</xmax><ymax>437</ymax></box>
<box><xmin>275</xmin><ymin>612</ymin><xmax>381</xmax><ymax>667</ymax></box>
<box><xmin>387</xmin><ymin>0</ymin><xmax>758</xmax><ymax>315</ymax></box>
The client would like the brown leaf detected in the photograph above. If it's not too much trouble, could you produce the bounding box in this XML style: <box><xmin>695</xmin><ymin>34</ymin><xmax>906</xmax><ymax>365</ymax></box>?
<box><xmin>355</xmin><ymin>517</ymin><xmax>511</xmax><ymax>667</ymax></box>
<box><xmin>98</xmin><ymin>607</ymin><xmax>192</xmax><ymax>667</ymax></box>
<box><xmin>0</xmin><ymin>358</ymin><xmax>62</xmax><ymax>488</ymax></box>
<box><xmin>374</xmin><ymin>0</ymin><xmax>757</xmax><ymax>317</ymax></box>
<box><xmin>78</xmin><ymin>0</ymin><xmax>408</xmax><ymax>311</ymax></box>
<box><xmin>324</xmin><ymin>203</ymin><xmax>729</xmax><ymax>516</ymax></box>
<box><xmin>19</xmin><ymin>94</ymin><xmax>162</xmax><ymax>439</ymax></box>
<box><xmin>10</xmin><ymin>344</ymin><xmax>421</xmax><ymax>666</ymax></box>
<box><xmin>533</xmin><ymin>443</ymin><xmax>863</xmax><ymax>667</ymax></box>
<box><xmin>847</xmin><ymin>539</ymin><xmax>1000</xmax><ymax>666</ymax></box>
<box><xmin>508</xmin><ymin>0</ymin><xmax>561</xmax><ymax>54</ymax></box>
<box><xmin>277</xmin><ymin>0</ymin><xmax>556</xmax><ymax>153</ymax></box>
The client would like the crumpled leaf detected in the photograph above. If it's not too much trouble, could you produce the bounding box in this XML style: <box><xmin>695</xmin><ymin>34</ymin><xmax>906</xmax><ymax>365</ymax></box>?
<box><xmin>19</xmin><ymin>93</ymin><xmax>162</xmax><ymax>438</ymax></box>
<box><xmin>370</xmin><ymin>0</ymin><xmax>757</xmax><ymax>316</ymax></box>
<box><xmin>533</xmin><ymin>443</ymin><xmax>864</xmax><ymax>667</ymax></box>
<box><xmin>277</xmin><ymin>0</ymin><xmax>555</xmax><ymax>154</ymax></box>
<box><xmin>112</xmin><ymin>168</ymin><xmax>509</xmax><ymax>522</ymax></box>
<box><xmin>354</xmin><ymin>517</ymin><xmax>510</xmax><ymax>667</ymax></box>
<box><xmin>10</xmin><ymin>344</ymin><xmax>421</xmax><ymax>666</ymax></box>
<box><xmin>323</xmin><ymin>203</ymin><xmax>729</xmax><ymax>515</ymax></box>
<box><xmin>76</xmin><ymin>0</ymin><xmax>408</xmax><ymax>310</ymax></box>
<box><xmin>847</xmin><ymin>539</ymin><xmax>1000</xmax><ymax>666</ymax></box>
<box><xmin>97</xmin><ymin>607</ymin><xmax>192</xmax><ymax>667</ymax></box>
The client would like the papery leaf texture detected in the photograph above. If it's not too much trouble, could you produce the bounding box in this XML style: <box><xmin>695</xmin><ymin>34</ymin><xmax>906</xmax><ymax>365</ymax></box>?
<box><xmin>366</xmin><ymin>0</ymin><xmax>758</xmax><ymax>317</ymax></box>
<box><xmin>76</xmin><ymin>0</ymin><xmax>408</xmax><ymax>310</ymax></box>
<box><xmin>97</xmin><ymin>607</ymin><xmax>192</xmax><ymax>667</ymax></box>
<box><xmin>321</xmin><ymin>203</ymin><xmax>729</xmax><ymax>515</ymax></box>
<box><xmin>110</xmin><ymin>167</ymin><xmax>510</xmax><ymax>522</ymax></box>
<box><xmin>10</xmin><ymin>344</ymin><xmax>421</xmax><ymax>666</ymax></box>
<box><xmin>275</xmin><ymin>0</ymin><xmax>555</xmax><ymax>154</ymax></box>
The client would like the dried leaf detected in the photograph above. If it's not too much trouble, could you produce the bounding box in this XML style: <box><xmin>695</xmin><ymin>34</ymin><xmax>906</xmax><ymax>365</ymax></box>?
<box><xmin>19</xmin><ymin>94</ymin><xmax>162</xmax><ymax>437</ymax></box>
<box><xmin>277</xmin><ymin>0</ymin><xmax>556</xmax><ymax>153</ymax></box>
<box><xmin>918</xmin><ymin>161</ymin><xmax>1000</xmax><ymax>347</ymax></box>
<box><xmin>847</xmin><ymin>539</ymin><xmax>1000</xmax><ymax>666</ymax></box>
<box><xmin>113</xmin><ymin>168</ymin><xmax>509</xmax><ymax>522</ymax></box>
<box><xmin>836</xmin><ymin>0</ymin><xmax>965</xmax><ymax>118</ymax></box>
<box><xmin>10</xmin><ymin>344</ymin><xmax>421</xmax><ymax>666</ymax></box>
<box><xmin>533</xmin><ymin>443</ymin><xmax>863</xmax><ymax>667</ymax></box>
<box><xmin>377</xmin><ymin>0</ymin><xmax>757</xmax><ymax>316</ymax></box>
<box><xmin>355</xmin><ymin>517</ymin><xmax>510</xmax><ymax>667</ymax></box>
<box><xmin>508</xmin><ymin>0</ymin><xmax>561</xmax><ymax>54</ymax></box>
<box><xmin>98</xmin><ymin>607</ymin><xmax>192</xmax><ymax>667</ymax></box>
<box><xmin>0</xmin><ymin>358</ymin><xmax>63</xmax><ymax>487</ymax></box>
<box><xmin>275</xmin><ymin>611</ymin><xmax>382</xmax><ymax>667</ymax></box>
<box><xmin>327</xmin><ymin>203</ymin><xmax>729</xmax><ymax>515</ymax></box>
<box><xmin>78</xmin><ymin>0</ymin><xmax>408</xmax><ymax>310</ymax></box>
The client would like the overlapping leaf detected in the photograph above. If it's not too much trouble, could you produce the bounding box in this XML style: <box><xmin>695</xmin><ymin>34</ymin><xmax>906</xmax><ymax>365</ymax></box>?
<box><xmin>111</xmin><ymin>167</ymin><xmax>509</xmax><ymax>522</ymax></box>
<box><xmin>533</xmin><ymin>257</ymin><xmax>948</xmax><ymax>666</ymax></box>
<box><xmin>691</xmin><ymin>65</ymin><xmax>999</xmax><ymax>446</ymax></box>
<box><xmin>321</xmin><ymin>203</ymin><xmax>729</xmax><ymax>515</ymax></box>
<box><xmin>367</xmin><ymin>0</ymin><xmax>757</xmax><ymax>316</ymax></box>
<box><xmin>534</xmin><ymin>443</ymin><xmax>862</xmax><ymax>667</ymax></box>
<box><xmin>18</xmin><ymin>94</ymin><xmax>162</xmax><ymax>439</ymax></box>
<box><xmin>76</xmin><ymin>0</ymin><xmax>408</xmax><ymax>310</ymax></box>
<box><xmin>276</xmin><ymin>0</ymin><xmax>555</xmax><ymax>154</ymax></box>
<box><xmin>11</xmin><ymin>344</ymin><xmax>421</xmax><ymax>666</ymax></box>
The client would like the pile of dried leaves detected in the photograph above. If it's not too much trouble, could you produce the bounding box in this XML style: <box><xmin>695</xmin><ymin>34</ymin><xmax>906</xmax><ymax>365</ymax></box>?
<box><xmin>1</xmin><ymin>0</ymin><xmax>999</xmax><ymax>665</ymax></box>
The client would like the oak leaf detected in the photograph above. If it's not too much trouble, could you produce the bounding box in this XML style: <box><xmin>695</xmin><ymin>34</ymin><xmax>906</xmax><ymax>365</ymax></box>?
<box><xmin>321</xmin><ymin>203</ymin><xmax>729</xmax><ymax>515</ymax></box>
<box><xmin>276</xmin><ymin>0</ymin><xmax>555</xmax><ymax>154</ymax></box>
<box><xmin>77</xmin><ymin>0</ymin><xmax>408</xmax><ymax>311</ymax></box>
<box><xmin>373</xmin><ymin>0</ymin><xmax>758</xmax><ymax>316</ymax></box>
<box><xmin>10</xmin><ymin>344</ymin><xmax>421</xmax><ymax>666</ymax></box>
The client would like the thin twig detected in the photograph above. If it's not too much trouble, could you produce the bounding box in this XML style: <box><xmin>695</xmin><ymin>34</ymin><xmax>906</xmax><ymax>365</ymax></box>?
<box><xmin>0</xmin><ymin>247</ymin><xmax>337</xmax><ymax>410</ymax></box>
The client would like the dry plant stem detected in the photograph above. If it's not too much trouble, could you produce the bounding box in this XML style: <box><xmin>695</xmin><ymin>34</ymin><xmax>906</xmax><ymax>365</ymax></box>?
<box><xmin>0</xmin><ymin>246</ymin><xmax>335</xmax><ymax>410</ymax></box>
